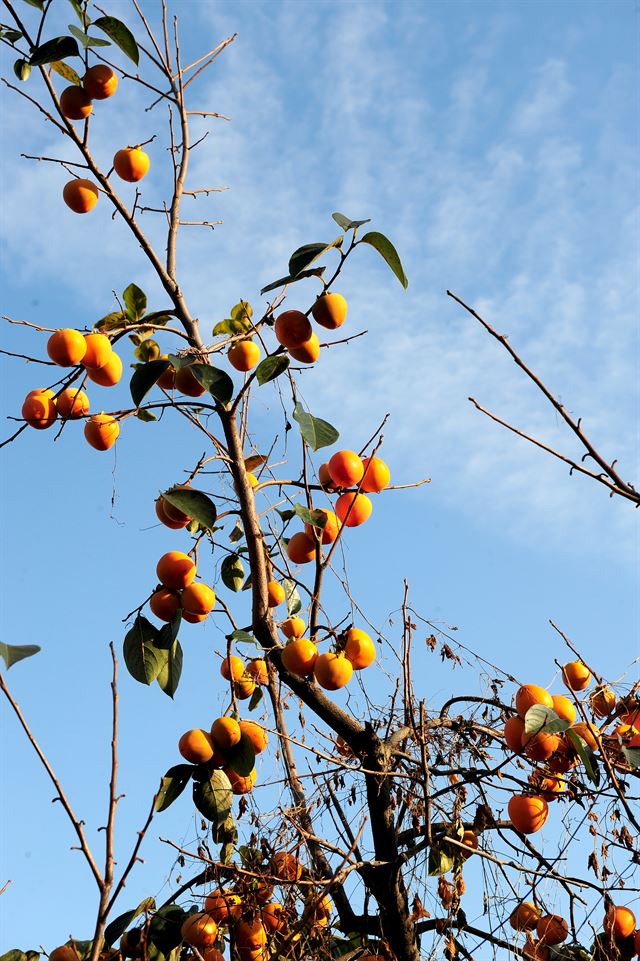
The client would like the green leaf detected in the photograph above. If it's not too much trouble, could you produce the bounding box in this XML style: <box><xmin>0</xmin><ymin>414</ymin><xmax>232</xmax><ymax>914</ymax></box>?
<box><xmin>148</xmin><ymin>904</ymin><xmax>189</xmax><ymax>952</ymax></box>
<box><xmin>129</xmin><ymin>359</ymin><xmax>170</xmax><ymax>407</ymax></box>
<box><xmin>428</xmin><ymin>845</ymin><xmax>455</xmax><ymax>876</ymax></box>
<box><xmin>189</xmin><ymin>364</ymin><xmax>234</xmax><ymax>406</ymax></box>
<box><xmin>249</xmin><ymin>685</ymin><xmax>263</xmax><ymax>711</ymax></box>
<box><xmin>0</xmin><ymin>952</ymin><xmax>27</xmax><ymax>961</ymax></box>
<box><xmin>524</xmin><ymin>705</ymin><xmax>569</xmax><ymax>736</ymax></box>
<box><xmin>211</xmin><ymin>811</ymin><xmax>237</xmax><ymax>845</ymax></box>
<box><xmin>292</xmin><ymin>401</ymin><xmax>339</xmax><ymax>451</ymax></box>
<box><xmin>332</xmin><ymin>212</ymin><xmax>371</xmax><ymax>230</ymax></box>
<box><xmin>622</xmin><ymin>746</ymin><xmax>640</xmax><ymax>769</ymax></box>
<box><xmin>565</xmin><ymin>728</ymin><xmax>600</xmax><ymax>787</ymax></box>
<box><xmin>68</xmin><ymin>24</ymin><xmax>110</xmax><ymax>47</ymax></box>
<box><xmin>92</xmin><ymin>15</ymin><xmax>139</xmax><ymax>64</ymax></box>
<box><xmin>288</xmin><ymin>237</ymin><xmax>342</xmax><ymax>278</ymax></box>
<box><xmin>283</xmin><ymin>578</ymin><xmax>301</xmax><ymax>616</ymax></box>
<box><xmin>360</xmin><ymin>231</ymin><xmax>408</xmax><ymax>288</ymax></box>
<box><xmin>231</xmin><ymin>300</ymin><xmax>253</xmax><ymax>321</ymax></box>
<box><xmin>95</xmin><ymin>310</ymin><xmax>126</xmax><ymax>330</ymax></box>
<box><xmin>30</xmin><ymin>35</ymin><xmax>80</xmax><ymax>66</ymax></box>
<box><xmin>155</xmin><ymin>611</ymin><xmax>182</xmax><ymax>651</ymax></box>
<box><xmin>229</xmin><ymin>519</ymin><xmax>244</xmax><ymax>543</ymax></box>
<box><xmin>260</xmin><ymin>266</ymin><xmax>325</xmax><ymax>296</ymax></box>
<box><xmin>221</xmin><ymin>554</ymin><xmax>245</xmax><ymax>592</ymax></box>
<box><xmin>162</xmin><ymin>488</ymin><xmax>217</xmax><ymax>530</ymax></box>
<box><xmin>136</xmin><ymin>408</ymin><xmax>157</xmax><ymax>423</ymax></box>
<box><xmin>13</xmin><ymin>58</ymin><xmax>31</xmax><ymax>81</ymax></box>
<box><xmin>104</xmin><ymin>897</ymin><xmax>155</xmax><ymax>946</ymax></box>
<box><xmin>277</xmin><ymin>508</ymin><xmax>296</xmax><ymax>523</ymax></box>
<box><xmin>123</xmin><ymin>283</ymin><xmax>147</xmax><ymax>322</ymax></box>
<box><xmin>0</xmin><ymin>643</ymin><xmax>40</xmax><ymax>670</ymax></box>
<box><xmin>155</xmin><ymin>764</ymin><xmax>193</xmax><ymax>812</ymax></box>
<box><xmin>255</xmin><ymin>354</ymin><xmax>289</xmax><ymax>386</ymax></box>
<box><xmin>293</xmin><ymin>504</ymin><xmax>327</xmax><ymax>527</ymax></box>
<box><xmin>192</xmin><ymin>768</ymin><xmax>232</xmax><ymax>826</ymax></box>
<box><xmin>50</xmin><ymin>60</ymin><xmax>81</xmax><ymax>84</ymax></box>
<box><xmin>123</xmin><ymin>616</ymin><xmax>163</xmax><ymax>685</ymax></box>
<box><xmin>21</xmin><ymin>0</ymin><xmax>44</xmax><ymax>8</ymax></box>
<box><xmin>156</xmin><ymin>640</ymin><xmax>183</xmax><ymax>699</ymax></box>
<box><xmin>230</xmin><ymin>629</ymin><xmax>256</xmax><ymax>644</ymax></box>
<box><xmin>225</xmin><ymin>731</ymin><xmax>256</xmax><ymax>777</ymax></box>
<box><xmin>68</xmin><ymin>0</ymin><xmax>87</xmax><ymax>26</ymax></box>
<box><xmin>1</xmin><ymin>29</ymin><xmax>23</xmax><ymax>42</ymax></box>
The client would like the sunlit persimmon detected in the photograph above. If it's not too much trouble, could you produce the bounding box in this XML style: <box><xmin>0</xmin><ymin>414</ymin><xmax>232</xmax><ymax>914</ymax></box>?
<box><xmin>360</xmin><ymin>456</ymin><xmax>390</xmax><ymax>493</ymax></box>
<box><xmin>281</xmin><ymin>638</ymin><xmax>318</xmax><ymax>677</ymax></box>
<box><xmin>572</xmin><ymin>721</ymin><xmax>601</xmax><ymax>752</ymax></box>
<box><xmin>318</xmin><ymin>462</ymin><xmax>338</xmax><ymax>491</ymax></box>
<box><xmin>271</xmin><ymin>851</ymin><xmax>302</xmax><ymax>881</ymax></box>
<box><xmin>183</xmin><ymin>610</ymin><xmax>207</xmax><ymax>624</ymax></box>
<box><xmin>63</xmin><ymin>178</ymin><xmax>99</xmax><ymax>214</ymax></box>
<box><xmin>47</xmin><ymin>328</ymin><xmax>87</xmax><ymax>366</ymax></box>
<box><xmin>313</xmin><ymin>651</ymin><xmax>353</xmax><ymax>691</ymax></box>
<box><xmin>312</xmin><ymin>291</ymin><xmax>347</xmax><ymax>329</ymax></box>
<box><xmin>515</xmin><ymin>684</ymin><xmax>554</xmax><ymax>719</ymax></box>
<box><xmin>335</xmin><ymin>491</ymin><xmax>372</xmax><ymax>527</ymax></box>
<box><xmin>510</xmin><ymin>902</ymin><xmax>541</xmax><ymax>931</ymax></box>
<box><xmin>86</xmin><ymin>351</ymin><xmax>122</xmax><ymax>386</ymax></box>
<box><xmin>504</xmin><ymin>716</ymin><xmax>525</xmax><ymax>752</ymax></box>
<box><xmin>267</xmin><ymin>580</ymin><xmax>285</xmax><ymax>607</ymax></box>
<box><xmin>203</xmin><ymin>889</ymin><xmax>242</xmax><ymax>924</ymax></box>
<box><xmin>49</xmin><ymin>947</ymin><xmax>80</xmax><ymax>961</ymax></box>
<box><xmin>591</xmin><ymin>687</ymin><xmax>616</xmax><ymax>717</ymax></box>
<box><xmin>220</xmin><ymin>655</ymin><xmax>245</xmax><ymax>681</ymax></box>
<box><xmin>286</xmin><ymin>531</ymin><xmax>316</xmax><ymax>564</ymax></box>
<box><xmin>246</xmin><ymin>659</ymin><xmax>268</xmax><ymax>685</ymax></box>
<box><xmin>344</xmin><ymin>628</ymin><xmax>376</xmax><ymax>670</ymax></box>
<box><xmin>239</xmin><ymin>719</ymin><xmax>268</xmax><ymax>754</ymax></box>
<box><xmin>22</xmin><ymin>389</ymin><xmax>57</xmax><ymax>429</ymax></box>
<box><xmin>211</xmin><ymin>716</ymin><xmax>241</xmax><ymax>750</ymax></box>
<box><xmin>281</xmin><ymin>617</ymin><xmax>306</xmax><ymax>639</ymax></box>
<box><xmin>179</xmin><ymin>728</ymin><xmax>214</xmax><ymax>765</ymax></box>
<box><xmin>83</xmin><ymin>332</ymin><xmax>112</xmax><ymax>369</ymax></box>
<box><xmin>304</xmin><ymin>509</ymin><xmax>340</xmax><ymax>544</ymax></box>
<box><xmin>182</xmin><ymin>582</ymin><xmax>216</xmax><ymax>615</ymax></box>
<box><xmin>328</xmin><ymin>449</ymin><xmax>364</xmax><ymax>488</ymax></box>
<box><xmin>83</xmin><ymin>65</ymin><xmax>118</xmax><ymax>99</ymax></box>
<box><xmin>234</xmin><ymin>677</ymin><xmax>256</xmax><ymax>700</ymax></box>
<box><xmin>56</xmin><ymin>388</ymin><xmax>90</xmax><ymax>419</ymax></box>
<box><xmin>288</xmin><ymin>332</ymin><xmax>319</xmax><ymax>364</ymax></box>
<box><xmin>113</xmin><ymin>147</ymin><xmax>150</xmax><ymax>182</ymax></box>
<box><xmin>604</xmin><ymin>905</ymin><xmax>636</xmax><ymax>941</ymax></box>
<box><xmin>229</xmin><ymin>340</ymin><xmax>260</xmax><ymax>371</ymax></box>
<box><xmin>522</xmin><ymin>730</ymin><xmax>560</xmax><ymax>762</ymax></box>
<box><xmin>84</xmin><ymin>413</ymin><xmax>119</xmax><ymax>450</ymax></box>
<box><xmin>155</xmin><ymin>496</ymin><xmax>189</xmax><ymax>530</ymax></box>
<box><xmin>508</xmin><ymin>794</ymin><xmax>549</xmax><ymax>834</ymax></box>
<box><xmin>149</xmin><ymin>588</ymin><xmax>180</xmax><ymax>622</ymax></box>
<box><xmin>274</xmin><ymin>309</ymin><xmax>312</xmax><ymax>349</ymax></box>
<box><xmin>156</xmin><ymin>550</ymin><xmax>196</xmax><ymax>590</ymax></box>
<box><xmin>261</xmin><ymin>901</ymin><xmax>286</xmax><ymax>931</ymax></box>
<box><xmin>60</xmin><ymin>85</ymin><xmax>92</xmax><ymax>120</ymax></box>
<box><xmin>224</xmin><ymin>766</ymin><xmax>256</xmax><ymax>795</ymax></box>
<box><xmin>175</xmin><ymin>365</ymin><xmax>206</xmax><ymax>397</ymax></box>
<box><xmin>180</xmin><ymin>912</ymin><xmax>218</xmax><ymax>948</ymax></box>
<box><xmin>562</xmin><ymin>660</ymin><xmax>591</xmax><ymax>691</ymax></box>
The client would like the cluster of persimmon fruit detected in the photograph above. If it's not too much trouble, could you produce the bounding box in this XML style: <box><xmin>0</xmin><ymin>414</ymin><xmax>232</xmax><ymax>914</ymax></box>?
<box><xmin>149</xmin><ymin>547</ymin><xmax>215</xmax><ymax>625</ymax></box>
<box><xmin>178</xmin><ymin>713</ymin><xmax>267</xmax><ymax>797</ymax></box>
<box><xmin>22</xmin><ymin>328</ymin><xmax>122</xmax><ymax>448</ymax></box>
<box><xmin>58</xmin><ymin>65</ymin><xmax>150</xmax><ymax>214</ymax></box>
<box><xmin>509</xmin><ymin>901</ymin><xmax>640</xmax><ymax>961</ymax></box>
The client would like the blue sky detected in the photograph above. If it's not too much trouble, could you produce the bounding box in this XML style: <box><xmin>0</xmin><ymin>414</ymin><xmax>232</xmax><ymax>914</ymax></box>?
<box><xmin>1</xmin><ymin>0</ymin><xmax>638</xmax><ymax>950</ymax></box>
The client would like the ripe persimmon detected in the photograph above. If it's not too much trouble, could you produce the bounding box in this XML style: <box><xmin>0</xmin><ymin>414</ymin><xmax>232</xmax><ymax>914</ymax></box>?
<box><xmin>22</xmin><ymin>389</ymin><xmax>57</xmax><ymax>429</ymax></box>
<box><xmin>55</xmin><ymin>388</ymin><xmax>90</xmax><ymax>419</ymax></box>
<box><xmin>591</xmin><ymin>687</ymin><xmax>616</xmax><ymax>717</ymax></box>
<box><xmin>551</xmin><ymin>694</ymin><xmax>576</xmax><ymax>726</ymax></box>
<box><xmin>360</xmin><ymin>456</ymin><xmax>390</xmax><ymax>493</ymax></box>
<box><xmin>536</xmin><ymin>915</ymin><xmax>568</xmax><ymax>945</ymax></box>
<box><xmin>157</xmin><ymin>359</ymin><xmax>176</xmax><ymax>390</ymax></box>
<box><xmin>82</xmin><ymin>332</ymin><xmax>112</xmax><ymax>369</ymax></box>
<box><xmin>530</xmin><ymin>772</ymin><xmax>565</xmax><ymax>802</ymax></box>
<box><xmin>246</xmin><ymin>658</ymin><xmax>268</xmax><ymax>684</ymax></box>
<box><xmin>86</xmin><ymin>352</ymin><xmax>122</xmax><ymax>386</ymax></box>
<box><xmin>504</xmin><ymin>716</ymin><xmax>525</xmax><ymax>752</ymax></box>
<box><xmin>344</xmin><ymin>628</ymin><xmax>376</xmax><ymax>670</ymax></box>
<box><xmin>522</xmin><ymin>730</ymin><xmax>560</xmax><ymax>762</ymax></box>
<box><xmin>84</xmin><ymin>413</ymin><xmax>119</xmax><ymax>450</ymax></box>
<box><xmin>113</xmin><ymin>147</ymin><xmax>150</xmax><ymax>182</ymax></box>
<box><xmin>182</xmin><ymin>582</ymin><xmax>216</xmax><ymax>615</ymax></box>
<box><xmin>281</xmin><ymin>617</ymin><xmax>306</xmax><ymax>639</ymax></box>
<box><xmin>313</xmin><ymin>651</ymin><xmax>353</xmax><ymax>690</ymax></box>
<box><xmin>522</xmin><ymin>940</ymin><xmax>550</xmax><ymax>961</ymax></box>
<box><xmin>515</xmin><ymin>684</ymin><xmax>554</xmax><ymax>719</ymax></box>
<box><xmin>234</xmin><ymin>677</ymin><xmax>256</xmax><ymax>699</ymax></box>
<box><xmin>508</xmin><ymin>794</ymin><xmax>549</xmax><ymax>834</ymax></box>
<box><xmin>271</xmin><ymin>851</ymin><xmax>302</xmax><ymax>881</ymax></box>
<box><xmin>220</xmin><ymin>654</ymin><xmax>245</xmax><ymax>681</ymax></box>
<box><xmin>261</xmin><ymin>901</ymin><xmax>286</xmax><ymax>931</ymax></box>
<box><xmin>203</xmin><ymin>889</ymin><xmax>242</xmax><ymax>923</ymax></box>
<box><xmin>318</xmin><ymin>462</ymin><xmax>337</xmax><ymax>491</ymax></box>
<box><xmin>149</xmin><ymin>588</ymin><xmax>180</xmax><ymax>622</ymax></box>
<box><xmin>311</xmin><ymin>291</ymin><xmax>347</xmax><ymax>329</ymax></box>
<box><xmin>224</xmin><ymin>766</ymin><xmax>256</xmax><ymax>795</ymax></box>
<box><xmin>83</xmin><ymin>64</ymin><xmax>118</xmax><ymax>100</ymax></box>
<box><xmin>49</xmin><ymin>948</ymin><xmax>79</xmax><ymax>961</ymax></box>
<box><xmin>510</xmin><ymin>902</ymin><xmax>541</xmax><ymax>931</ymax></box>
<box><xmin>274</xmin><ymin>309</ymin><xmax>312</xmax><ymax>349</ymax></box>
<box><xmin>309</xmin><ymin>894</ymin><xmax>332</xmax><ymax>924</ymax></box>
<box><xmin>281</xmin><ymin>638</ymin><xmax>318</xmax><ymax>676</ymax></box>
<box><xmin>228</xmin><ymin>340</ymin><xmax>260</xmax><ymax>371</ymax></box>
<box><xmin>239</xmin><ymin>719</ymin><xmax>268</xmax><ymax>754</ymax></box>
<box><xmin>175</xmin><ymin>365</ymin><xmax>206</xmax><ymax>397</ymax></box>
<box><xmin>288</xmin><ymin>332</ymin><xmax>320</xmax><ymax>364</ymax></box>
<box><xmin>155</xmin><ymin>496</ymin><xmax>190</xmax><ymax>530</ymax></box>
<box><xmin>286</xmin><ymin>531</ymin><xmax>316</xmax><ymax>564</ymax></box>
<box><xmin>156</xmin><ymin>550</ymin><xmax>196</xmax><ymax>590</ymax></box>
<box><xmin>335</xmin><ymin>491</ymin><xmax>372</xmax><ymax>527</ymax></box>
<box><xmin>178</xmin><ymin>728</ymin><xmax>215</xmax><ymax>764</ymax></box>
<box><xmin>60</xmin><ymin>85</ymin><xmax>92</xmax><ymax>120</ymax></box>
<box><xmin>267</xmin><ymin>580</ymin><xmax>285</xmax><ymax>607</ymax></box>
<box><xmin>562</xmin><ymin>660</ymin><xmax>591</xmax><ymax>691</ymax></box>
<box><xmin>572</xmin><ymin>721</ymin><xmax>601</xmax><ymax>752</ymax></box>
<box><xmin>183</xmin><ymin>610</ymin><xmax>207</xmax><ymax>624</ymax></box>
<box><xmin>211</xmin><ymin>716</ymin><xmax>241</xmax><ymax>750</ymax></box>
<box><xmin>304</xmin><ymin>509</ymin><xmax>340</xmax><ymax>544</ymax></box>
<box><xmin>47</xmin><ymin>328</ymin><xmax>87</xmax><ymax>366</ymax></box>
<box><xmin>604</xmin><ymin>905</ymin><xmax>636</xmax><ymax>941</ymax></box>
<box><xmin>180</xmin><ymin>912</ymin><xmax>218</xmax><ymax>948</ymax></box>
<box><xmin>328</xmin><ymin>449</ymin><xmax>364</xmax><ymax>488</ymax></box>
<box><xmin>63</xmin><ymin>178</ymin><xmax>99</xmax><ymax>214</ymax></box>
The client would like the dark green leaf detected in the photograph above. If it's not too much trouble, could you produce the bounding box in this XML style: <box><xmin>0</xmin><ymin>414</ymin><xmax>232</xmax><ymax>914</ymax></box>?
<box><xmin>293</xmin><ymin>504</ymin><xmax>327</xmax><ymax>527</ymax></box>
<box><xmin>565</xmin><ymin>728</ymin><xmax>600</xmax><ymax>787</ymax></box>
<box><xmin>225</xmin><ymin>731</ymin><xmax>256</xmax><ymax>777</ymax></box>
<box><xmin>360</xmin><ymin>231</ymin><xmax>408</xmax><ymax>288</ymax></box>
<box><xmin>50</xmin><ymin>60</ymin><xmax>81</xmax><ymax>84</ymax></box>
<box><xmin>221</xmin><ymin>554</ymin><xmax>244</xmax><ymax>592</ymax></box>
<box><xmin>130</xmin><ymin>359</ymin><xmax>169</xmax><ymax>407</ymax></box>
<box><xmin>68</xmin><ymin>0</ymin><xmax>87</xmax><ymax>26</ymax></box>
<box><xmin>13</xmin><ymin>58</ymin><xmax>31</xmax><ymax>80</ymax></box>
<box><xmin>212</xmin><ymin>811</ymin><xmax>237</xmax><ymax>846</ymax></box>
<box><xmin>68</xmin><ymin>24</ymin><xmax>110</xmax><ymax>47</ymax></box>
<box><xmin>156</xmin><ymin>640</ymin><xmax>183</xmax><ymax>699</ymax></box>
<box><xmin>123</xmin><ymin>616</ymin><xmax>163</xmax><ymax>685</ymax></box>
<box><xmin>292</xmin><ymin>401</ymin><xmax>339</xmax><ymax>451</ymax></box>
<box><xmin>162</xmin><ymin>488</ymin><xmax>217</xmax><ymax>530</ymax></box>
<box><xmin>623</xmin><ymin>746</ymin><xmax>640</xmax><ymax>769</ymax></box>
<box><xmin>104</xmin><ymin>897</ymin><xmax>155</xmax><ymax>946</ymax></box>
<box><xmin>30</xmin><ymin>35</ymin><xmax>80</xmax><ymax>65</ymax></box>
<box><xmin>155</xmin><ymin>611</ymin><xmax>182</xmax><ymax>650</ymax></box>
<box><xmin>229</xmin><ymin>520</ymin><xmax>244</xmax><ymax>543</ymax></box>
<box><xmin>283</xmin><ymin>578</ymin><xmax>301</xmax><ymax>616</ymax></box>
<box><xmin>255</xmin><ymin>354</ymin><xmax>289</xmax><ymax>386</ymax></box>
<box><xmin>123</xmin><ymin>282</ymin><xmax>147</xmax><ymax>322</ymax></box>
<box><xmin>2</xmin><ymin>29</ymin><xmax>23</xmax><ymax>42</ymax></box>
<box><xmin>249</xmin><ymin>685</ymin><xmax>263</xmax><ymax>711</ymax></box>
<box><xmin>192</xmin><ymin>769</ymin><xmax>232</xmax><ymax>825</ymax></box>
<box><xmin>21</xmin><ymin>0</ymin><xmax>44</xmax><ymax>8</ymax></box>
<box><xmin>332</xmin><ymin>212</ymin><xmax>371</xmax><ymax>230</ymax></box>
<box><xmin>92</xmin><ymin>15</ymin><xmax>139</xmax><ymax>64</ymax></box>
<box><xmin>524</xmin><ymin>705</ymin><xmax>569</xmax><ymax>736</ymax></box>
<box><xmin>260</xmin><ymin>266</ymin><xmax>325</xmax><ymax>295</ymax></box>
<box><xmin>428</xmin><ymin>845</ymin><xmax>455</xmax><ymax>876</ymax></box>
<box><xmin>136</xmin><ymin>408</ymin><xmax>157</xmax><ymax>423</ymax></box>
<box><xmin>189</xmin><ymin>364</ymin><xmax>234</xmax><ymax>406</ymax></box>
<box><xmin>0</xmin><ymin>643</ymin><xmax>40</xmax><ymax>670</ymax></box>
<box><xmin>95</xmin><ymin>310</ymin><xmax>126</xmax><ymax>330</ymax></box>
<box><xmin>277</xmin><ymin>508</ymin><xmax>296</xmax><ymax>523</ymax></box>
<box><xmin>167</xmin><ymin>353</ymin><xmax>185</xmax><ymax>370</ymax></box>
<box><xmin>155</xmin><ymin>764</ymin><xmax>193</xmax><ymax>812</ymax></box>
<box><xmin>144</xmin><ymin>311</ymin><xmax>174</xmax><ymax>326</ymax></box>
<box><xmin>288</xmin><ymin>238</ymin><xmax>342</xmax><ymax>278</ymax></box>
<box><xmin>0</xmin><ymin>952</ymin><xmax>27</xmax><ymax>961</ymax></box>
<box><xmin>148</xmin><ymin>903</ymin><xmax>188</xmax><ymax>952</ymax></box>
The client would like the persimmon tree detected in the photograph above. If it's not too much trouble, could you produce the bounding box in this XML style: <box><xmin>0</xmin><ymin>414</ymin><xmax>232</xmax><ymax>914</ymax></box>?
<box><xmin>1</xmin><ymin>3</ymin><xmax>638</xmax><ymax>961</ymax></box>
